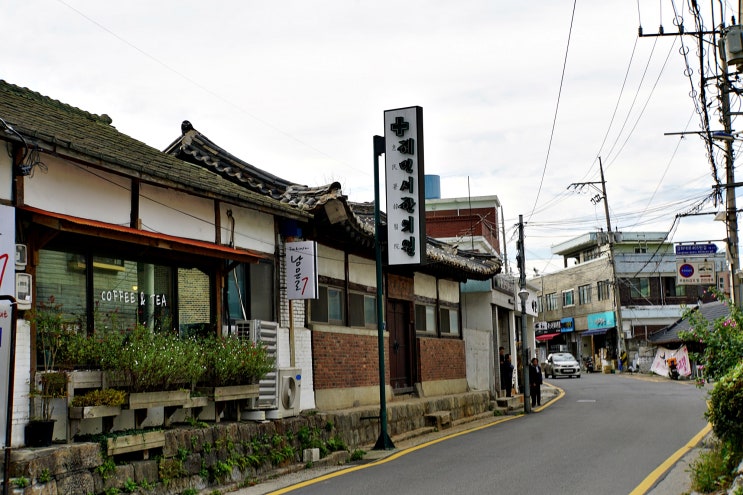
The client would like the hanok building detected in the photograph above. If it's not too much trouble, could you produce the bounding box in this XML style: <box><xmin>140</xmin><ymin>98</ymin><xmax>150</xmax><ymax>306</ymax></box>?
<box><xmin>0</xmin><ymin>80</ymin><xmax>500</xmax><ymax>445</ymax></box>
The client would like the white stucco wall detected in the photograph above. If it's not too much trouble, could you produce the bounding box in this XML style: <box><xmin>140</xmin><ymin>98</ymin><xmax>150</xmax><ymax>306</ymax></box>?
<box><xmin>140</xmin><ymin>183</ymin><xmax>215</xmax><ymax>242</ymax></box>
<box><xmin>415</xmin><ymin>273</ymin><xmax>437</xmax><ymax>299</ymax></box>
<box><xmin>317</xmin><ymin>245</ymin><xmax>344</xmax><ymax>280</ymax></box>
<box><xmin>439</xmin><ymin>279</ymin><xmax>460</xmax><ymax>303</ymax></box>
<box><xmin>219</xmin><ymin>203</ymin><xmax>275</xmax><ymax>254</ymax></box>
<box><xmin>22</xmin><ymin>156</ymin><xmax>130</xmax><ymax>225</ymax></box>
<box><xmin>348</xmin><ymin>255</ymin><xmax>375</xmax><ymax>287</ymax></box>
<box><xmin>11</xmin><ymin>320</ymin><xmax>31</xmax><ymax>447</ymax></box>
<box><xmin>0</xmin><ymin>149</ymin><xmax>11</xmax><ymax>202</ymax></box>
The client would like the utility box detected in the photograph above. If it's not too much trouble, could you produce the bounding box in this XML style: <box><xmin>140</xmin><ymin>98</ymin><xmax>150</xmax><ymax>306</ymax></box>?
<box><xmin>723</xmin><ymin>25</ymin><xmax>743</xmax><ymax>68</ymax></box>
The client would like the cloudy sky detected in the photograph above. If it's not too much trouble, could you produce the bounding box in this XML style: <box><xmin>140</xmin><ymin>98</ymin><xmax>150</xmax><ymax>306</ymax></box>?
<box><xmin>3</xmin><ymin>1</ymin><xmax>736</xmax><ymax>275</ymax></box>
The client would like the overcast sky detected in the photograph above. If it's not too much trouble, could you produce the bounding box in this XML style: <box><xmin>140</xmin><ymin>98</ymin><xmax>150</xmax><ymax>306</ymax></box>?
<box><xmin>3</xmin><ymin>1</ymin><xmax>736</xmax><ymax>275</ymax></box>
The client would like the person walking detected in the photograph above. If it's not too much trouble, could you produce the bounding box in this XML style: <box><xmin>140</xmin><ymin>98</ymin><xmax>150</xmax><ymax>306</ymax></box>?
<box><xmin>501</xmin><ymin>353</ymin><xmax>514</xmax><ymax>397</ymax></box>
<box><xmin>529</xmin><ymin>357</ymin><xmax>543</xmax><ymax>407</ymax></box>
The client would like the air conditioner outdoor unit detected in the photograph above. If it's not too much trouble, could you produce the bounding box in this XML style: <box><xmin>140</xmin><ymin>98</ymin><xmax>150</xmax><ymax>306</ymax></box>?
<box><xmin>266</xmin><ymin>367</ymin><xmax>301</xmax><ymax>419</ymax></box>
<box><xmin>244</xmin><ymin>320</ymin><xmax>279</xmax><ymax>411</ymax></box>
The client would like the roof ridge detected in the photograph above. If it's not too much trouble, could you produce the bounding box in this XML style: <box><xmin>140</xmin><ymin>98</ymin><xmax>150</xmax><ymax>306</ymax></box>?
<box><xmin>0</xmin><ymin>79</ymin><xmax>113</xmax><ymax>126</ymax></box>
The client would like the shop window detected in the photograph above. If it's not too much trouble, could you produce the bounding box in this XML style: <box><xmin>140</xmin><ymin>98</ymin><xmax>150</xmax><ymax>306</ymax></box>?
<box><xmin>36</xmin><ymin>248</ymin><xmax>212</xmax><ymax>337</ymax></box>
<box><xmin>226</xmin><ymin>261</ymin><xmax>275</xmax><ymax>323</ymax></box>
<box><xmin>310</xmin><ymin>285</ymin><xmax>344</xmax><ymax>325</ymax></box>
<box><xmin>349</xmin><ymin>292</ymin><xmax>377</xmax><ymax>328</ymax></box>
<box><xmin>36</xmin><ymin>250</ymin><xmax>87</xmax><ymax>327</ymax></box>
<box><xmin>415</xmin><ymin>304</ymin><xmax>436</xmax><ymax>332</ymax></box>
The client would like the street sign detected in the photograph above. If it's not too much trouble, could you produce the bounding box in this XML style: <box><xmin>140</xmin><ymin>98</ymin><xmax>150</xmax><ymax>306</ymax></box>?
<box><xmin>675</xmin><ymin>243</ymin><xmax>718</xmax><ymax>255</ymax></box>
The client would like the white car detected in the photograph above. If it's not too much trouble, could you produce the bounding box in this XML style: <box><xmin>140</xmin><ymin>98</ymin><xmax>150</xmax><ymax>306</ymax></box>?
<box><xmin>544</xmin><ymin>352</ymin><xmax>581</xmax><ymax>379</ymax></box>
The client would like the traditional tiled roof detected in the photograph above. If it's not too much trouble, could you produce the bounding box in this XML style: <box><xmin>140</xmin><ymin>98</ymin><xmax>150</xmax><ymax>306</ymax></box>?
<box><xmin>0</xmin><ymin>80</ymin><xmax>306</xmax><ymax>220</ymax></box>
<box><xmin>167</xmin><ymin>122</ymin><xmax>501</xmax><ymax>280</ymax></box>
<box><xmin>648</xmin><ymin>300</ymin><xmax>731</xmax><ymax>344</ymax></box>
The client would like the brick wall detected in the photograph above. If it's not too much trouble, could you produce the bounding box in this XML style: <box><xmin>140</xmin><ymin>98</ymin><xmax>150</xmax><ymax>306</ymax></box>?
<box><xmin>312</xmin><ymin>331</ymin><xmax>387</xmax><ymax>389</ymax></box>
<box><xmin>417</xmin><ymin>337</ymin><xmax>466</xmax><ymax>382</ymax></box>
<box><xmin>425</xmin><ymin>207</ymin><xmax>499</xmax><ymax>251</ymax></box>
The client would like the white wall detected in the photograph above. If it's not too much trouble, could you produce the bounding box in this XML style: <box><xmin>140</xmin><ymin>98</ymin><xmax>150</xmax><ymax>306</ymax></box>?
<box><xmin>348</xmin><ymin>255</ymin><xmax>375</xmax><ymax>287</ymax></box>
<box><xmin>0</xmin><ymin>149</ymin><xmax>11</xmax><ymax>201</ymax></box>
<box><xmin>317</xmin><ymin>245</ymin><xmax>344</xmax><ymax>280</ymax></box>
<box><xmin>219</xmin><ymin>203</ymin><xmax>275</xmax><ymax>254</ymax></box>
<box><xmin>415</xmin><ymin>273</ymin><xmax>437</xmax><ymax>299</ymax></box>
<box><xmin>140</xmin><ymin>183</ymin><xmax>215</xmax><ymax>242</ymax></box>
<box><xmin>22</xmin><ymin>157</ymin><xmax>130</xmax><ymax>225</ymax></box>
<box><xmin>11</xmin><ymin>320</ymin><xmax>30</xmax><ymax>447</ymax></box>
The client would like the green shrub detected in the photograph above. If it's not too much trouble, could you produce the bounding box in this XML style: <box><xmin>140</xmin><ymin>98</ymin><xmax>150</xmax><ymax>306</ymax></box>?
<box><xmin>680</xmin><ymin>293</ymin><xmax>743</xmax><ymax>380</ymax></box>
<box><xmin>689</xmin><ymin>439</ymin><xmax>743</xmax><ymax>493</ymax></box>
<box><xmin>71</xmin><ymin>388</ymin><xmax>127</xmax><ymax>407</ymax></box>
<box><xmin>200</xmin><ymin>336</ymin><xmax>274</xmax><ymax>387</ymax></box>
<box><xmin>707</xmin><ymin>360</ymin><xmax>743</xmax><ymax>446</ymax></box>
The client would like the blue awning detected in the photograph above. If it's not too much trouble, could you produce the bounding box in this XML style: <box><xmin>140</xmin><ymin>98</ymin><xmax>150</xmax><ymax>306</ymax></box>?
<box><xmin>581</xmin><ymin>327</ymin><xmax>611</xmax><ymax>337</ymax></box>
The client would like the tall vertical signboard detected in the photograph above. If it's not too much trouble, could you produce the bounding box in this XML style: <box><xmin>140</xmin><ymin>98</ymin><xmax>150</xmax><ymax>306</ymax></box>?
<box><xmin>285</xmin><ymin>241</ymin><xmax>318</xmax><ymax>300</ymax></box>
<box><xmin>384</xmin><ymin>106</ymin><xmax>426</xmax><ymax>266</ymax></box>
<box><xmin>0</xmin><ymin>204</ymin><xmax>16</xmax><ymax>446</ymax></box>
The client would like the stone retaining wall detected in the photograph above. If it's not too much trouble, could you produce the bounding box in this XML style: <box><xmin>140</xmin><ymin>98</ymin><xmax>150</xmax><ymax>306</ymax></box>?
<box><xmin>7</xmin><ymin>391</ymin><xmax>492</xmax><ymax>494</ymax></box>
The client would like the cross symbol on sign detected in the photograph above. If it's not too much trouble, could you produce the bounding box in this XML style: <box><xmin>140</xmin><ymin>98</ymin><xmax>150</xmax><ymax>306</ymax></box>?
<box><xmin>390</xmin><ymin>116</ymin><xmax>409</xmax><ymax>137</ymax></box>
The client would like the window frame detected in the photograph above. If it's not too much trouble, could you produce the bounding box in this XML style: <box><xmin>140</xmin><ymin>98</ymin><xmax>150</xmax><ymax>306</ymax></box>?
<box><xmin>562</xmin><ymin>289</ymin><xmax>575</xmax><ymax>308</ymax></box>
<box><xmin>578</xmin><ymin>284</ymin><xmax>591</xmax><ymax>305</ymax></box>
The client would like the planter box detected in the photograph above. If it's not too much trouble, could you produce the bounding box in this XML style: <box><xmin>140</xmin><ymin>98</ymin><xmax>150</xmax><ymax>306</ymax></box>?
<box><xmin>199</xmin><ymin>384</ymin><xmax>259</xmax><ymax>402</ymax></box>
<box><xmin>69</xmin><ymin>405</ymin><xmax>121</xmax><ymax>420</ymax></box>
<box><xmin>106</xmin><ymin>430</ymin><xmax>165</xmax><ymax>456</ymax></box>
<box><xmin>68</xmin><ymin>370</ymin><xmax>103</xmax><ymax>390</ymax></box>
<box><xmin>127</xmin><ymin>390</ymin><xmax>191</xmax><ymax>409</ymax></box>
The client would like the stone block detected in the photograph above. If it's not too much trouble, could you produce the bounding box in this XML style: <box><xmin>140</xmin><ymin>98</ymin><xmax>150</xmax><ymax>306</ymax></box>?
<box><xmin>303</xmin><ymin>448</ymin><xmax>320</xmax><ymax>463</ymax></box>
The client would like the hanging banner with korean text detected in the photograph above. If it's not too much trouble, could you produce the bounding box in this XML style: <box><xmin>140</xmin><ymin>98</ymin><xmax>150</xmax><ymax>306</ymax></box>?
<box><xmin>285</xmin><ymin>241</ymin><xmax>318</xmax><ymax>300</ymax></box>
<box><xmin>384</xmin><ymin>106</ymin><xmax>426</xmax><ymax>266</ymax></box>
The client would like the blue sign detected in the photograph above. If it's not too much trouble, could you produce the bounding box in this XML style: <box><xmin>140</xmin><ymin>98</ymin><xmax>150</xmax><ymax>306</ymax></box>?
<box><xmin>587</xmin><ymin>311</ymin><xmax>616</xmax><ymax>330</ymax></box>
<box><xmin>679</xmin><ymin>263</ymin><xmax>695</xmax><ymax>278</ymax></box>
<box><xmin>675</xmin><ymin>244</ymin><xmax>718</xmax><ymax>255</ymax></box>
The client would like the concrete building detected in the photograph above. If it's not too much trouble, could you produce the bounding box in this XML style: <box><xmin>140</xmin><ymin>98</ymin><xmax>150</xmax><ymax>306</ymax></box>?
<box><xmin>533</xmin><ymin>231</ymin><xmax>726</xmax><ymax>371</ymax></box>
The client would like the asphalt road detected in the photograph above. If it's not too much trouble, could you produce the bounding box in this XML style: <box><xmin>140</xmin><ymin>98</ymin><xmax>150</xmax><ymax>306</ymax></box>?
<box><xmin>237</xmin><ymin>373</ymin><xmax>710</xmax><ymax>495</ymax></box>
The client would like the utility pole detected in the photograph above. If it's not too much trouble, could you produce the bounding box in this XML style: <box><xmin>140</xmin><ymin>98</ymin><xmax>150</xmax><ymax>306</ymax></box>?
<box><xmin>719</xmin><ymin>28</ymin><xmax>742</xmax><ymax>306</ymax></box>
<box><xmin>516</xmin><ymin>215</ymin><xmax>530</xmax><ymax>414</ymax></box>
<box><xmin>568</xmin><ymin>158</ymin><xmax>625</xmax><ymax>360</ymax></box>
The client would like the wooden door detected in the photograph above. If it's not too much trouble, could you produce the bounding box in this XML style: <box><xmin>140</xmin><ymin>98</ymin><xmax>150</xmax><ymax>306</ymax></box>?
<box><xmin>387</xmin><ymin>299</ymin><xmax>414</xmax><ymax>393</ymax></box>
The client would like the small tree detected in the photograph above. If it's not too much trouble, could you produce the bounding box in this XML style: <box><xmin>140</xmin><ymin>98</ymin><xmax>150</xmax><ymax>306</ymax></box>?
<box><xmin>678</xmin><ymin>292</ymin><xmax>743</xmax><ymax>381</ymax></box>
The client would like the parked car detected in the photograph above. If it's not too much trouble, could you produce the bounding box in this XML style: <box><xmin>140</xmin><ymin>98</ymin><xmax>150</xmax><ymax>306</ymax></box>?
<box><xmin>544</xmin><ymin>353</ymin><xmax>581</xmax><ymax>379</ymax></box>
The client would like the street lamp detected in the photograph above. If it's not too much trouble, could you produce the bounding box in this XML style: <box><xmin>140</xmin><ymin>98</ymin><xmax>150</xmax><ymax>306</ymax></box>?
<box><xmin>518</xmin><ymin>288</ymin><xmax>531</xmax><ymax>414</ymax></box>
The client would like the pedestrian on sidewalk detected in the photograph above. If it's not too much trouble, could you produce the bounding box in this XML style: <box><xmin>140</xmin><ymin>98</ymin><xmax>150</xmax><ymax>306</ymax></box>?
<box><xmin>529</xmin><ymin>357</ymin><xmax>543</xmax><ymax>407</ymax></box>
<box><xmin>501</xmin><ymin>353</ymin><xmax>514</xmax><ymax>397</ymax></box>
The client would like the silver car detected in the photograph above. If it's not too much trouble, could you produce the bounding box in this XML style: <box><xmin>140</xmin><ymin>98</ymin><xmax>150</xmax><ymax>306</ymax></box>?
<box><xmin>544</xmin><ymin>352</ymin><xmax>581</xmax><ymax>379</ymax></box>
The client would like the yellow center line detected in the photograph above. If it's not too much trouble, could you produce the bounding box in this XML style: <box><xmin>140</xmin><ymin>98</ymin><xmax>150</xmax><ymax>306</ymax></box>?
<box><xmin>268</xmin><ymin>384</ymin><xmax>566</xmax><ymax>494</ymax></box>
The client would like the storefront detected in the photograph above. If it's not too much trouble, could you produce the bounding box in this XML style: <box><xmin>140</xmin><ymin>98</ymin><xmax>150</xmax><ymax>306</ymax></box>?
<box><xmin>582</xmin><ymin>310</ymin><xmax>618</xmax><ymax>369</ymax></box>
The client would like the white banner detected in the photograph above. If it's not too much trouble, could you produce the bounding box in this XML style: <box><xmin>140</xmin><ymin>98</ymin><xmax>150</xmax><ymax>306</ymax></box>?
<box><xmin>650</xmin><ymin>345</ymin><xmax>692</xmax><ymax>378</ymax></box>
<box><xmin>0</xmin><ymin>205</ymin><xmax>14</xmax><ymax>297</ymax></box>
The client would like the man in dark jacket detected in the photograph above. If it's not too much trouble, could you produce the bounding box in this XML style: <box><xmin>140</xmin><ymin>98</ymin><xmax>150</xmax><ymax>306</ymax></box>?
<box><xmin>529</xmin><ymin>357</ymin><xmax>543</xmax><ymax>407</ymax></box>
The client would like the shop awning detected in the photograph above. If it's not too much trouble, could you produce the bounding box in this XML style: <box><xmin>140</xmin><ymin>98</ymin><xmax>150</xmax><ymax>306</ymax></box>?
<box><xmin>581</xmin><ymin>328</ymin><xmax>611</xmax><ymax>337</ymax></box>
<box><xmin>536</xmin><ymin>332</ymin><xmax>561</xmax><ymax>342</ymax></box>
<box><xmin>21</xmin><ymin>206</ymin><xmax>270</xmax><ymax>263</ymax></box>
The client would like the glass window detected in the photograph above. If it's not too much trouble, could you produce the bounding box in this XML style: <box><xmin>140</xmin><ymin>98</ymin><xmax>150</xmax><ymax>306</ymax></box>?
<box><xmin>439</xmin><ymin>307</ymin><xmax>459</xmax><ymax>336</ymax></box>
<box><xmin>415</xmin><ymin>304</ymin><xmax>436</xmax><ymax>332</ymax></box>
<box><xmin>349</xmin><ymin>292</ymin><xmax>377</xmax><ymax>328</ymax></box>
<box><xmin>562</xmin><ymin>289</ymin><xmax>574</xmax><ymax>307</ymax></box>
<box><xmin>310</xmin><ymin>285</ymin><xmax>344</xmax><ymax>325</ymax></box>
<box><xmin>629</xmin><ymin>278</ymin><xmax>650</xmax><ymax>298</ymax></box>
<box><xmin>597</xmin><ymin>280</ymin><xmax>611</xmax><ymax>301</ymax></box>
<box><xmin>545</xmin><ymin>293</ymin><xmax>558</xmax><ymax>311</ymax></box>
<box><xmin>578</xmin><ymin>284</ymin><xmax>591</xmax><ymax>305</ymax></box>
<box><xmin>36</xmin><ymin>248</ymin><xmax>210</xmax><ymax>336</ymax></box>
<box><xmin>226</xmin><ymin>262</ymin><xmax>274</xmax><ymax>323</ymax></box>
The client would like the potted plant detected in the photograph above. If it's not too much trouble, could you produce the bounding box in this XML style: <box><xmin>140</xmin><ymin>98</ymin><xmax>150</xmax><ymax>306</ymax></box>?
<box><xmin>198</xmin><ymin>335</ymin><xmax>274</xmax><ymax>400</ymax></box>
<box><xmin>25</xmin><ymin>296</ymin><xmax>70</xmax><ymax>446</ymax></box>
